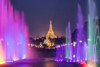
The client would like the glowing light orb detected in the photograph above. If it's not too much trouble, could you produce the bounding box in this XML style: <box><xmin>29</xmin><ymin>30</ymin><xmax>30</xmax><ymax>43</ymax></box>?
<box><xmin>73</xmin><ymin>55</ymin><xmax>76</xmax><ymax>58</ymax></box>
<box><xmin>79</xmin><ymin>40</ymin><xmax>82</xmax><ymax>43</ymax></box>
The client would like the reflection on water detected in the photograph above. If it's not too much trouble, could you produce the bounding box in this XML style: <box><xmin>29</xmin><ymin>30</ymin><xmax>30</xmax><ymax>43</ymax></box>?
<box><xmin>0</xmin><ymin>58</ymin><xmax>81</xmax><ymax>67</ymax></box>
<box><xmin>0</xmin><ymin>48</ymin><xmax>80</xmax><ymax>67</ymax></box>
<box><xmin>44</xmin><ymin>61</ymin><xmax>55</xmax><ymax>67</ymax></box>
<box><xmin>1</xmin><ymin>48</ymin><xmax>98</xmax><ymax>67</ymax></box>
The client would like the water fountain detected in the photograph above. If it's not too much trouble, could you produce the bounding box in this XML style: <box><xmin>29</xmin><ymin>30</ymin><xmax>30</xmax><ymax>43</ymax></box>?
<box><xmin>0</xmin><ymin>0</ymin><xmax>29</xmax><ymax>63</ymax></box>
<box><xmin>55</xmin><ymin>44</ymin><xmax>62</xmax><ymax>61</ymax></box>
<box><xmin>65</xmin><ymin>21</ymin><xmax>73</xmax><ymax>62</ymax></box>
<box><xmin>96</xmin><ymin>19</ymin><xmax>100</xmax><ymax>67</ymax></box>
<box><xmin>88</xmin><ymin>0</ymin><xmax>98</xmax><ymax>66</ymax></box>
<box><xmin>55</xmin><ymin>21</ymin><xmax>72</xmax><ymax>62</ymax></box>
<box><xmin>55</xmin><ymin>1</ymin><xmax>100</xmax><ymax>66</ymax></box>
<box><xmin>76</xmin><ymin>4</ymin><xmax>87</xmax><ymax>62</ymax></box>
<box><xmin>55</xmin><ymin>4</ymin><xmax>87</xmax><ymax>63</ymax></box>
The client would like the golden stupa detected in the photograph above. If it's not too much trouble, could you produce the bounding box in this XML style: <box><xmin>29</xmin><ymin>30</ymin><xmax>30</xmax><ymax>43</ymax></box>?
<box><xmin>43</xmin><ymin>20</ymin><xmax>56</xmax><ymax>47</ymax></box>
<box><xmin>46</xmin><ymin>20</ymin><xmax>57</xmax><ymax>39</ymax></box>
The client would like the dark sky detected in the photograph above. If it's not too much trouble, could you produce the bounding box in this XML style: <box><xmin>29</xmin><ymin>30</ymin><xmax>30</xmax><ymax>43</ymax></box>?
<box><xmin>11</xmin><ymin>0</ymin><xmax>100</xmax><ymax>38</ymax></box>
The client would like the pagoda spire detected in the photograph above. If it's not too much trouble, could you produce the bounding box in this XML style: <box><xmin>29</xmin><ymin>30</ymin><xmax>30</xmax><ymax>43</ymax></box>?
<box><xmin>46</xmin><ymin>20</ymin><xmax>57</xmax><ymax>39</ymax></box>
<box><xmin>49</xmin><ymin>20</ymin><xmax>53</xmax><ymax>31</ymax></box>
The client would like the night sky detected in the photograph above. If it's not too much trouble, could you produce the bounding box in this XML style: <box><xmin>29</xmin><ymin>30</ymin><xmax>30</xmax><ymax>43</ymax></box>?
<box><xmin>11</xmin><ymin>0</ymin><xmax>100</xmax><ymax>38</ymax></box>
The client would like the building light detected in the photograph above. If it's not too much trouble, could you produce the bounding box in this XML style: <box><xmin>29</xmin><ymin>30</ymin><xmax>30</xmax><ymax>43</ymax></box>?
<box><xmin>73</xmin><ymin>42</ymin><xmax>76</xmax><ymax>47</ymax></box>
<box><xmin>56</xmin><ymin>45</ymin><xmax>60</xmax><ymax>48</ymax></box>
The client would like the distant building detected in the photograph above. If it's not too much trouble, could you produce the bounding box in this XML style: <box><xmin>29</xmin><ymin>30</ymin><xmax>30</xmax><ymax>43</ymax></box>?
<box><xmin>43</xmin><ymin>20</ymin><xmax>56</xmax><ymax>47</ymax></box>
<box><xmin>34</xmin><ymin>36</ymin><xmax>37</xmax><ymax>40</ymax></box>
<box><xmin>43</xmin><ymin>37</ymin><xmax>54</xmax><ymax>47</ymax></box>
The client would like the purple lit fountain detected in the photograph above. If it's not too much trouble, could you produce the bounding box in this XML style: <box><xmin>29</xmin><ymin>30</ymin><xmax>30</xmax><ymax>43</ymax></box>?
<box><xmin>0</xmin><ymin>0</ymin><xmax>29</xmax><ymax>63</ymax></box>
<box><xmin>55</xmin><ymin>4</ymin><xmax>88</xmax><ymax>63</ymax></box>
<box><xmin>55</xmin><ymin>44</ymin><xmax>65</xmax><ymax>62</ymax></box>
<box><xmin>76</xmin><ymin>4</ymin><xmax>87</xmax><ymax>62</ymax></box>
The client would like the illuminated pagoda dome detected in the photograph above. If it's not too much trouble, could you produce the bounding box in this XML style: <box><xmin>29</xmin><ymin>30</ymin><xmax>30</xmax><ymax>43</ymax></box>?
<box><xmin>43</xmin><ymin>36</ymin><xmax>54</xmax><ymax>47</ymax></box>
<box><xmin>46</xmin><ymin>20</ymin><xmax>57</xmax><ymax>39</ymax></box>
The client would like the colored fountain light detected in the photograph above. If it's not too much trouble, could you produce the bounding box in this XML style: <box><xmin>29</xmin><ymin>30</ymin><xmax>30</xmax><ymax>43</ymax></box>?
<box><xmin>76</xmin><ymin>4</ymin><xmax>87</xmax><ymax>62</ymax></box>
<box><xmin>80</xmin><ymin>61</ymin><xmax>87</xmax><ymax>67</ymax></box>
<box><xmin>0</xmin><ymin>0</ymin><xmax>29</xmax><ymax>63</ymax></box>
<box><xmin>87</xmin><ymin>0</ymin><xmax>99</xmax><ymax>67</ymax></box>
<box><xmin>55</xmin><ymin>4</ymin><xmax>87</xmax><ymax>62</ymax></box>
<box><xmin>55</xmin><ymin>44</ymin><xmax>65</xmax><ymax>62</ymax></box>
<box><xmin>88</xmin><ymin>0</ymin><xmax>97</xmax><ymax>65</ymax></box>
<box><xmin>55</xmin><ymin>0</ymin><xmax>99</xmax><ymax>66</ymax></box>
<box><xmin>65</xmin><ymin>21</ymin><xmax>72</xmax><ymax>60</ymax></box>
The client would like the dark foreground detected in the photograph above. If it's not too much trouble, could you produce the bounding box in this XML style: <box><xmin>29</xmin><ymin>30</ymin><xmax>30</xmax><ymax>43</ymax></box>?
<box><xmin>0</xmin><ymin>58</ymin><xmax>80</xmax><ymax>67</ymax></box>
<box><xmin>0</xmin><ymin>47</ymin><xmax>81</xmax><ymax>67</ymax></box>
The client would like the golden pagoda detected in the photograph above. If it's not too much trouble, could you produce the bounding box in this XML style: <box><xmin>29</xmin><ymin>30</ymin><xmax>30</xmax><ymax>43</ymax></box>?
<box><xmin>46</xmin><ymin>20</ymin><xmax>57</xmax><ymax>39</ymax></box>
<box><xmin>43</xmin><ymin>36</ymin><xmax>54</xmax><ymax>47</ymax></box>
<box><xmin>43</xmin><ymin>20</ymin><xmax>56</xmax><ymax>47</ymax></box>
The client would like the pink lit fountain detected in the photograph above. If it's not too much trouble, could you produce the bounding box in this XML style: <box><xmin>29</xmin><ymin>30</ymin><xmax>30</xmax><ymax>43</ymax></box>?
<box><xmin>0</xmin><ymin>0</ymin><xmax>29</xmax><ymax>63</ymax></box>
